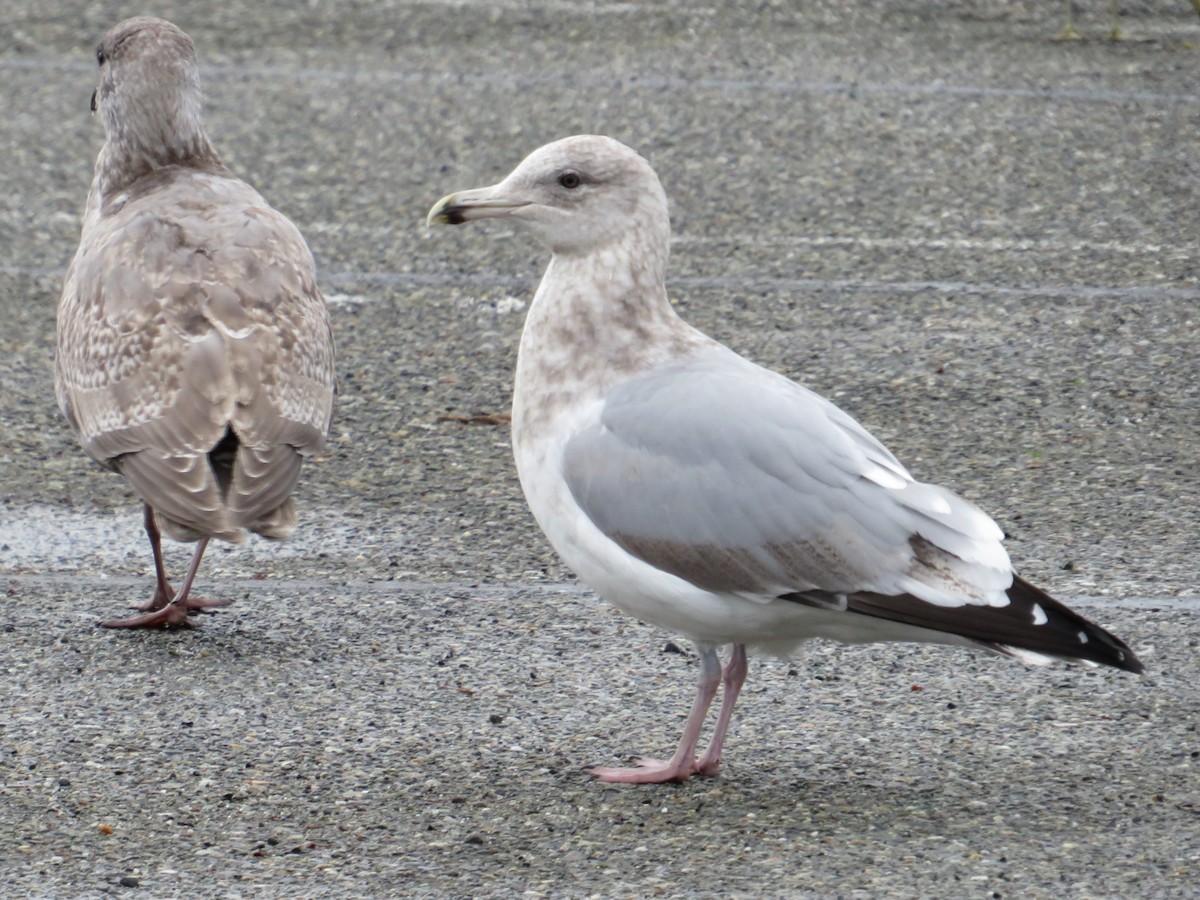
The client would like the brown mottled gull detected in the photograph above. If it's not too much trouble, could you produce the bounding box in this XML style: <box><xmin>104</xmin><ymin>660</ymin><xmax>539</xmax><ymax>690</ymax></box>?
<box><xmin>426</xmin><ymin>135</ymin><xmax>1143</xmax><ymax>784</ymax></box>
<box><xmin>56</xmin><ymin>17</ymin><xmax>336</xmax><ymax>629</ymax></box>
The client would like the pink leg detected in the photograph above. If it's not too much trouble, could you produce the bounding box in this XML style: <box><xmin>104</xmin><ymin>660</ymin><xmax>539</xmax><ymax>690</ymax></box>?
<box><xmin>589</xmin><ymin>646</ymin><xmax>723</xmax><ymax>784</ymax></box>
<box><xmin>131</xmin><ymin>504</ymin><xmax>176</xmax><ymax>612</ymax></box>
<box><xmin>101</xmin><ymin>536</ymin><xmax>230</xmax><ymax>629</ymax></box>
<box><xmin>695</xmin><ymin>643</ymin><xmax>748</xmax><ymax>777</ymax></box>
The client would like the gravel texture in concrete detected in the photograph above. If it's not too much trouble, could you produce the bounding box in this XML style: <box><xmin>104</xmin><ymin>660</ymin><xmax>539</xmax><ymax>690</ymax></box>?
<box><xmin>1</xmin><ymin>1</ymin><xmax>1198</xmax><ymax>896</ymax></box>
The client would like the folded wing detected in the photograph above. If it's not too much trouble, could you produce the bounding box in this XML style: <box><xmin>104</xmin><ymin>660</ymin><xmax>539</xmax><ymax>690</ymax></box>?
<box><xmin>56</xmin><ymin>170</ymin><xmax>335</xmax><ymax>541</ymax></box>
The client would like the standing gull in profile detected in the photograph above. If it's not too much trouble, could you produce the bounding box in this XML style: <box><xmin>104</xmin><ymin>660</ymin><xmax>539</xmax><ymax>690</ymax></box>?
<box><xmin>427</xmin><ymin>135</ymin><xmax>1143</xmax><ymax>784</ymax></box>
<box><xmin>56</xmin><ymin>17</ymin><xmax>336</xmax><ymax>629</ymax></box>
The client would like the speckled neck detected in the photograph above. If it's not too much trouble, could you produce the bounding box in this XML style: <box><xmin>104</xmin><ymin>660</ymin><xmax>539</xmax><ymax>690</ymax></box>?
<box><xmin>513</xmin><ymin>226</ymin><xmax>709</xmax><ymax>445</ymax></box>
<box><xmin>92</xmin><ymin>119</ymin><xmax>222</xmax><ymax>206</ymax></box>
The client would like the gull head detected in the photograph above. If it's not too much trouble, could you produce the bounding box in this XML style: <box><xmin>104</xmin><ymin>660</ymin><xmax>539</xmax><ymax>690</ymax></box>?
<box><xmin>91</xmin><ymin>17</ymin><xmax>206</xmax><ymax>158</ymax></box>
<box><xmin>427</xmin><ymin>135</ymin><xmax>670</xmax><ymax>257</ymax></box>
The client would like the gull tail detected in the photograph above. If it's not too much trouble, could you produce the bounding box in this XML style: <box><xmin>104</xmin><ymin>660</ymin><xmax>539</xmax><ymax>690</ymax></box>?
<box><xmin>837</xmin><ymin>576</ymin><xmax>1144</xmax><ymax>673</ymax></box>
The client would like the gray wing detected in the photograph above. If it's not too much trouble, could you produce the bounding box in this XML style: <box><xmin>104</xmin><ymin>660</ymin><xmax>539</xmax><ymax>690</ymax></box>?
<box><xmin>562</xmin><ymin>345</ymin><xmax>1011</xmax><ymax>607</ymax></box>
<box><xmin>56</xmin><ymin>169</ymin><xmax>335</xmax><ymax>539</ymax></box>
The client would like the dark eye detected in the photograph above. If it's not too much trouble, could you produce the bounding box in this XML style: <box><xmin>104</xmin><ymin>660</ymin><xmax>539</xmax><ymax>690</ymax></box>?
<box><xmin>97</xmin><ymin>48</ymin><xmax>106</xmax><ymax>66</ymax></box>
<box><xmin>557</xmin><ymin>172</ymin><xmax>582</xmax><ymax>190</ymax></box>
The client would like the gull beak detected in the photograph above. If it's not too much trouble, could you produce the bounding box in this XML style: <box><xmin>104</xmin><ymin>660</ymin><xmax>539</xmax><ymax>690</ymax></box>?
<box><xmin>426</xmin><ymin>186</ymin><xmax>530</xmax><ymax>227</ymax></box>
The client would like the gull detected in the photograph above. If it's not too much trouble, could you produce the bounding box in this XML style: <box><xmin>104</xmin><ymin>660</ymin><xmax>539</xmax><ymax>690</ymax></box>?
<box><xmin>56</xmin><ymin>17</ymin><xmax>336</xmax><ymax>629</ymax></box>
<box><xmin>427</xmin><ymin>135</ymin><xmax>1143</xmax><ymax>784</ymax></box>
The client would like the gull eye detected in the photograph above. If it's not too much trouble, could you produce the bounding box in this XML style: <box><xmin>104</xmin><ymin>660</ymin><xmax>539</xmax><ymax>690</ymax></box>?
<box><xmin>557</xmin><ymin>172</ymin><xmax>582</xmax><ymax>190</ymax></box>
<box><xmin>97</xmin><ymin>48</ymin><xmax>107</xmax><ymax>66</ymax></box>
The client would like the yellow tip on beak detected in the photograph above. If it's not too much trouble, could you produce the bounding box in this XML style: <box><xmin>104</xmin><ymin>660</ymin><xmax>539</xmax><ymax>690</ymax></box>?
<box><xmin>425</xmin><ymin>193</ymin><xmax>461</xmax><ymax>227</ymax></box>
